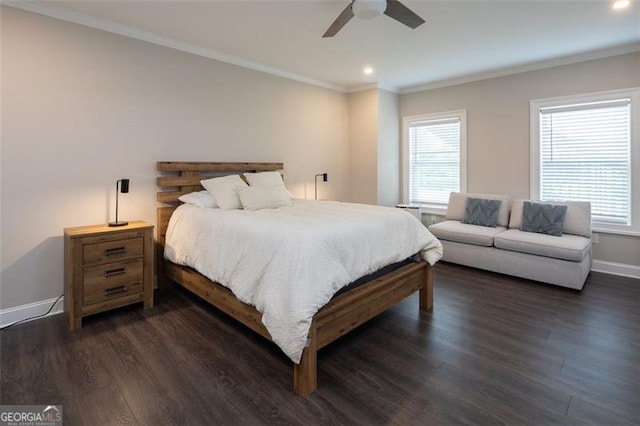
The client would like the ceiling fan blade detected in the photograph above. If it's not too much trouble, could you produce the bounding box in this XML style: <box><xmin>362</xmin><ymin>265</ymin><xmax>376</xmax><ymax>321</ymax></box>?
<box><xmin>323</xmin><ymin>3</ymin><xmax>355</xmax><ymax>38</ymax></box>
<box><xmin>384</xmin><ymin>0</ymin><xmax>425</xmax><ymax>29</ymax></box>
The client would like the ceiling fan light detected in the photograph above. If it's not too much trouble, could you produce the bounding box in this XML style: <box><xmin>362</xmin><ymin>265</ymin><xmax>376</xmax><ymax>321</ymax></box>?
<box><xmin>353</xmin><ymin>0</ymin><xmax>387</xmax><ymax>20</ymax></box>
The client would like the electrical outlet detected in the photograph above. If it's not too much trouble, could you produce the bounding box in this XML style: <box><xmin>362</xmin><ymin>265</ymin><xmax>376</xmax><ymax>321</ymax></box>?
<box><xmin>592</xmin><ymin>232</ymin><xmax>599</xmax><ymax>244</ymax></box>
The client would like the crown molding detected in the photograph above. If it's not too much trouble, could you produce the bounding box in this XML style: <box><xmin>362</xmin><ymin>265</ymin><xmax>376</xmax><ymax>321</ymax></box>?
<box><xmin>347</xmin><ymin>83</ymin><xmax>380</xmax><ymax>94</ymax></box>
<box><xmin>3</xmin><ymin>1</ymin><xmax>348</xmax><ymax>93</ymax></box>
<box><xmin>400</xmin><ymin>42</ymin><xmax>640</xmax><ymax>94</ymax></box>
<box><xmin>347</xmin><ymin>83</ymin><xmax>399</xmax><ymax>94</ymax></box>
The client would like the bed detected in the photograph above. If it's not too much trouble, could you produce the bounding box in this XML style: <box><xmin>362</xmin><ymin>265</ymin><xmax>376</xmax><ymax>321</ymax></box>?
<box><xmin>156</xmin><ymin>161</ymin><xmax>442</xmax><ymax>395</ymax></box>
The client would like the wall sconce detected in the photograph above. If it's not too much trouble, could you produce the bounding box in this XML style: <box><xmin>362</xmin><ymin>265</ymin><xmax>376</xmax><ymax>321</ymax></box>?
<box><xmin>109</xmin><ymin>178</ymin><xmax>130</xmax><ymax>227</ymax></box>
<box><xmin>314</xmin><ymin>173</ymin><xmax>328</xmax><ymax>200</ymax></box>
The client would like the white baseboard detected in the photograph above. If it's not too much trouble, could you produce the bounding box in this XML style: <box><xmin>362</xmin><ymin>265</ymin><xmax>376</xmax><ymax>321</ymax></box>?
<box><xmin>592</xmin><ymin>260</ymin><xmax>640</xmax><ymax>280</ymax></box>
<box><xmin>0</xmin><ymin>296</ymin><xmax>64</xmax><ymax>329</ymax></box>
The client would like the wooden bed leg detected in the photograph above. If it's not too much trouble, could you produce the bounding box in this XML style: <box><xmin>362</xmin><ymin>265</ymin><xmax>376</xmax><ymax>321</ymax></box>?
<box><xmin>293</xmin><ymin>322</ymin><xmax>317</xmax><ymax>396</ymax></box>
<box><xmin>419</xmin><ymin>264</ymin><xmax>433</xmax><ymax>311</ymax></box>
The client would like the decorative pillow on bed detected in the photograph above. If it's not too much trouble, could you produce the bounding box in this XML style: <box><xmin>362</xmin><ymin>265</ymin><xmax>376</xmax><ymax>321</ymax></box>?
<box><xmin>244</xmin><ymin>171</ymin><xmax>293</xmax><ymax>199</ymax></box>
<box><xmin>461</xmin><ymin>197</ymin><xmax>501</xmax><ymax>227</ymax></box>
<box><xmin>201</xmin><ymin>175</ymin><xmax>248</xmax><ymax>210</ymax></box>
<box><xmin>178</xmin><ymin>190</ymin><xmax>217</xmax><ymax>208</ymax></box>
<box><xmin>244</xmin><ymin>171</ymin><xmax>283</xmax><ymax>186</ymax></box>
<box><xmin>238</xmin><ymin>186</ymin><xmax>292</xmax><ymax>210</ymax></box>
<box><xmin>521</xmin><ymin>201</ymin><xmax>568</xmax><ymax>236</ymax></box>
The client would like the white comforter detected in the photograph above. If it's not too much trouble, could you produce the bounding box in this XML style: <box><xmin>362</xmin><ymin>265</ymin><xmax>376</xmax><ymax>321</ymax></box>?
<box><xmin>165</xmin><ymin>200</ymin><xmax>443</xmax><ymax>363</ymax></box>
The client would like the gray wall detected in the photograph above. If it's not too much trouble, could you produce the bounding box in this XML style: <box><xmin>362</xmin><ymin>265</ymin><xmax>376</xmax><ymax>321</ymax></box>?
<box><xmin>347</xmin><ymin>88</ymin><xmax>401</xmax><ymax>207</ymax></box>
<box><xmin>377</xmin><ymin>89</ymin><xmax>400</xmax><ymax>207</ymax></box>
<box><xmin>401</xmin><ymin>52</ymin><xmax>640</xmax><ymax>266</ymax></box>
<box><xmin>348</xmin><ymin>89</ymin><xmax>378</xmax><ymax>205</ymax></box>
<box><xmin>1</xmin><ymin>7</ymin><xmax>350</xmax><ymax>309</ymax></box>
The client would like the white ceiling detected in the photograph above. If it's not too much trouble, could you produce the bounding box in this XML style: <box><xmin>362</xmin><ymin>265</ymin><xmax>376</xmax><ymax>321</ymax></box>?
<box><xmin>11</xmin><ymin>0</ymin><xmax>640</xmax><ymax>93</ymax></box>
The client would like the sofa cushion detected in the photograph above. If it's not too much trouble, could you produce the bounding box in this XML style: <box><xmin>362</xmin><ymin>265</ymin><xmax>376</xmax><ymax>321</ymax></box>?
<box><xmin>462</xmin><ymin>197</ymin><xmax>501</xmax><ymax>227</ymax></box>
<box><xmin>521</xmin><ymin>201</ymin><xmax>568</xmax><ymax>236</ymax></box>
<box><xmin>429</xmin><ymin>220</ymin><xmax>507</xmax><ymax>247</ymax></box>
<box><xmin>494</xmin><ymin>229</ymin><xmax>591</xmax><ymax>262</ymax></box>
<box><xmin>509</xmin><ymin>199</ymin><xmax>591</xmax><ymax>237</ymax></box>
<box><xmin>447</xmin><ymin>192</ymin><xmax>510</xmax><ymax>227</ymax></box>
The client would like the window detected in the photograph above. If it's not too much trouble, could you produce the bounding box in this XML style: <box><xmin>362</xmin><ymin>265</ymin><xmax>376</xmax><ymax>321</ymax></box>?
<box><xmin>402</xmin><ymin>110</ymin><xmax>467</xmax><ymax>212</ymax></box>
<box><xmin>531</xmin><ymin>88</ymin><xmax>640</xmax><ymax>234</ymax></box>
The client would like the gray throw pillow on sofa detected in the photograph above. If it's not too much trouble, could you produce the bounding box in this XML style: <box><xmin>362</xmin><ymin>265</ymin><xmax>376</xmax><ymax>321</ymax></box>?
<box><xmin>521</xmin><ymin>201</ymin><xmax>568</xmax><ymax>236</ymax></box>
<box><xmin>461</xmin><ymin>197</ymin><xmax>501</xmax><ymax>227</ymax></box>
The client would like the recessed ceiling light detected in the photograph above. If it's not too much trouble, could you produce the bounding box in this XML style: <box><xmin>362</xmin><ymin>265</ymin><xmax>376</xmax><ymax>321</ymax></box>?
<box><xmin>363</xmin><ymin>66</ymin><xmax>374</xmax><ymax>75</ymax></box>
<box><xmin>612</xmin><ymin>0</ymin><xmax>630</xmax><ymax>10</ymax></box>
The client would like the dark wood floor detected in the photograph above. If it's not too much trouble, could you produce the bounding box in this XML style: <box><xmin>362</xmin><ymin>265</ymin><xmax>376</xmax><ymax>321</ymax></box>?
<box><xmin>2</xmin><ymin>263</ymin><xmax>639</xmax><ymax>425</ymax></box>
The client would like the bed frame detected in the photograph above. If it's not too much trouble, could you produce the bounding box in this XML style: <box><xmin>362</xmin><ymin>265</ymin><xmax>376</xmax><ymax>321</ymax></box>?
<box><xmin>156</xmin><ymin>161</ymin><xmax>433</xmax><ymax>396</ymax></box>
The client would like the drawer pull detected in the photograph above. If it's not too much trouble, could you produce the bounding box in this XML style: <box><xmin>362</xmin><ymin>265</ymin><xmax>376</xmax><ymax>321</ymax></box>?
<box><xmin>104</xmin><ymin>247</ymin><xmax>127</xmax><ymax>256</ymax></box>
<box><xmin>104</xmin><ymin>285</ymin><xmax>128</xmax><ymax>296</ymax></box>
<box><xmin>104</xmin><ymin>267</ymin><xmax>126</xmax><ymax>278</ymax></box>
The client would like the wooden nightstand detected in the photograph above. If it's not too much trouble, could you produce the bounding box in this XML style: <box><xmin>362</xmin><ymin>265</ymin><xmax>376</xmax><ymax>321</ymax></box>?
<box><xmin>64</xmin><ymin>220</ymin><xmax>154</xmax><ymax>330</ymax></box>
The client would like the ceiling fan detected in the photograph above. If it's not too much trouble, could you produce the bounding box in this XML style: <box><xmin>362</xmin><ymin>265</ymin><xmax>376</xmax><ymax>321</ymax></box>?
<box><xmin>323</xmin><ymin>0</ymin><xmax>425</xmax><ymax>38</ymax></box>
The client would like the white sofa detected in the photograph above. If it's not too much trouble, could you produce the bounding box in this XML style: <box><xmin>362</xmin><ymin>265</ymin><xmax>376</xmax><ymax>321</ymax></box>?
<box><xmin>429</xmin><ymin>193</ymin><xmax>592</xmax><ymax>290</ymax></box>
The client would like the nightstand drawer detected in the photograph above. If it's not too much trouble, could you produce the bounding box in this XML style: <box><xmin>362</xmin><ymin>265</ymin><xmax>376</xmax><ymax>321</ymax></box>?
<box><xmin>83</xmin><ymin>259</ymin><xmax>144</xmax><ymax>305</ymax></box>
<box><xmin>83</xmin><ymin>237</ymin><xmax>143</xmax><ymax>265</ymax></box>
<box><xmin>84</xmin><ymin>280</ymin><xmax>144</xmax><ymax>306</ymax></box>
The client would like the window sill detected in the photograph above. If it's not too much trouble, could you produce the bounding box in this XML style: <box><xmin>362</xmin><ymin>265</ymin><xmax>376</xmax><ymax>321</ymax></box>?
<box><xmin>416</xmin><ymin>205</ymin><xmax>447</xmax><ymax>216</ymax></box>
<box><xmin>592</xmin><ymin>227</ymin><xmax>640</xmax><ymax>238</ymax></box>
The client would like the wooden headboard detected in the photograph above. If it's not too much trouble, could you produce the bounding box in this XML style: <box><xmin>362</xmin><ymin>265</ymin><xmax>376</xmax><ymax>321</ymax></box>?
<box><xmin>156</xmin><ymin>161</ymin><xmax>284</xmax><ymax>284</ymax></box>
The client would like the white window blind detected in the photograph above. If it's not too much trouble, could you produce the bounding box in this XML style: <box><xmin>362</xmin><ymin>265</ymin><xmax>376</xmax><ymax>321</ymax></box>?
<box><xmin>539</xmin><ymin>99</ymin><xmax>631</xmax><ymax>225</ymax></box>
<box><xmin>408</xmin><ymin>117</ymin><xmax>461</xmax><ymax>206</ymax></box>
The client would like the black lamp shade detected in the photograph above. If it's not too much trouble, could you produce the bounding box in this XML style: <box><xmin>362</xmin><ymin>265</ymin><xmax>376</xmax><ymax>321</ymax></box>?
<box><xmin>120</xmin><ymin>178</ymin><xmax>130</xmax><ymax>193</ymax></box>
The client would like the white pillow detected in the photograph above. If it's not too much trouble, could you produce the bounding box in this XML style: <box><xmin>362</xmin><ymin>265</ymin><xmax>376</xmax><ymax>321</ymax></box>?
<box><xmin>178</xmin><ymin>190</ymin><xmax>217</xmax><ymax>208</ymax></box>
<box><xmin>238</xmin><ymin>186</ymin><xmax>292</xmax><ymax>210</ymax></box>
<box><xmin>244</xmin><ymin>171</ymin><xmax>293</xmax><ymax>199</ymax></box>
<box><xmin>244</xmin><ymin>171</ymin><xmax>284</xmax><ymax>186</ymax></box>
<box><xmin>201</xmin><ymin>175</ymin><xmax>248</xmax><ymax>210</ymax></box>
